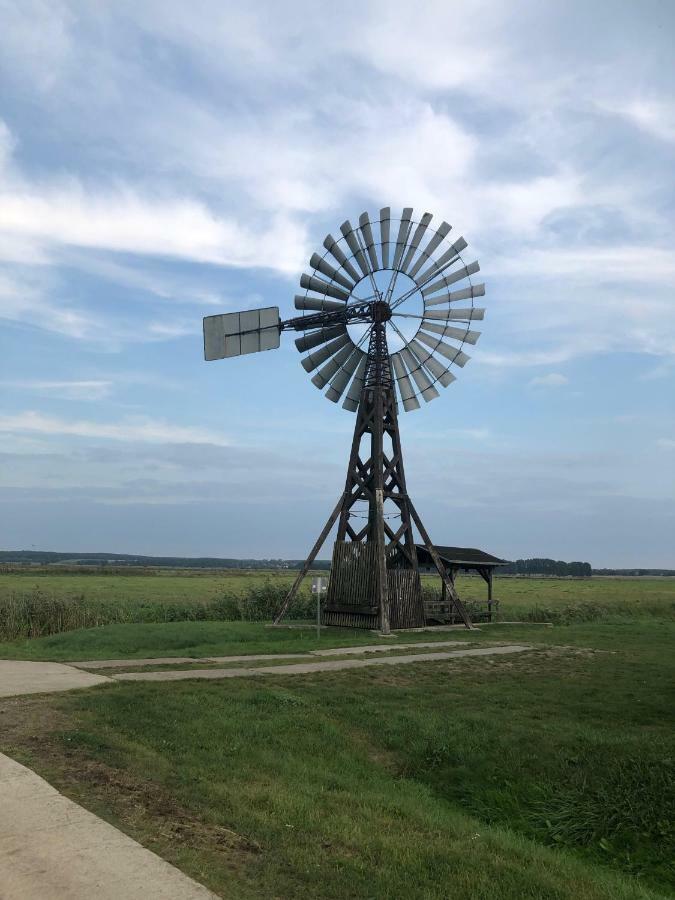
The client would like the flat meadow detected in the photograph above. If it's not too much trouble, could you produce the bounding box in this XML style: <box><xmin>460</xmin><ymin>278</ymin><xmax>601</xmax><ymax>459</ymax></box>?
<box><xmin>0</xmin><ymin>569</ymin><xmax>673</xmax><ymax>898</ymax></box>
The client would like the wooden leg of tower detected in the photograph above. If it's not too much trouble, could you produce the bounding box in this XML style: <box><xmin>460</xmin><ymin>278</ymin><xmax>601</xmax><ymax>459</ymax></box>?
<box><xmin>406</xmin><ymin>498</ymin><xmax>476</xmax><ymax>630</ymax></box>
<box><xmin>375</xmin><ymin>487</ymin><xmax>390</xmax><ymax>634</ymax></box>
<box><xmin>273</xmin><ymin>493</ymin><xmax>345</xmax><ymax>625</ymax></box>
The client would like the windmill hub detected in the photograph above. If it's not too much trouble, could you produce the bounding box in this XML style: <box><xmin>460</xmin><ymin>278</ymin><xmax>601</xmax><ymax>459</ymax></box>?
<box><xmin>371</xmin><ymin>300</ymin><xmax>392</xmax><ymax>323</ymax></box>
<box><xmin>203</xmin><ymin>207</ymin><xmax>486</xmax><ymax>634</ymax></box>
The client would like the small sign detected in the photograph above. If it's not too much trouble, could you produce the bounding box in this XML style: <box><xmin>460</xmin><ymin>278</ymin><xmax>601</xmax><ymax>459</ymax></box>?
<box><xmin>311</xmin><ymin>576</ymin><xmax>326</xmax><ymax>594</ymax></box>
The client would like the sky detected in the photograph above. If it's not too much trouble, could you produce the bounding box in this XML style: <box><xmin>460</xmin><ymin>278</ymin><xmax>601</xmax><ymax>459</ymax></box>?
<box><xmin>0</xmin><ymin>0</ymin><xmax>674</xmax><ymax>566</ymax></box>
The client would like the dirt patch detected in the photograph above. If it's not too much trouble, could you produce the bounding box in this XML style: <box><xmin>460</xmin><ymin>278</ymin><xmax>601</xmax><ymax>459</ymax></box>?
<box><xmin>0</xmin><ymin>695</ymin><xmax>262</xmax><ymax>873</ymax></box>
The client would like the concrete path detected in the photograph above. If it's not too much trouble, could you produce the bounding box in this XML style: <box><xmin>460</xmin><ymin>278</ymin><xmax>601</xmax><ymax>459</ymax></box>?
<box><xmin>72</xmin><ymin>653</ymin><xmax>308</xmax><ymax>670</ymax></box>
<box><xmin>114</xmin><ymin>644</ymin><xmax>532</xmax><ymax>682</ymax></box>
<box><xmin>0</xmin><ymin>752</ymin><xmax>219</xmax><ymax>900</ymax></box>
<box><xmin>70</xmin><ymin>640</ymin><xmax>470</xmax><ymax>670</ymax></box>
<box><xmin>0</xmin><ymin>661</ymin><xmax>111</xmax><ymax>698</ymax></box>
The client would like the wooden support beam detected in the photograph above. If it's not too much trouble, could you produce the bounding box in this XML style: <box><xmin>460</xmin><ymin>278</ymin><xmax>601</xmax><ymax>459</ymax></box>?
<box><xmin>273</xmin><ymin>493</ymin><xmax>344</xmax><ymax>624</ymax></box>
<box><xmin>406</xmin><ymin>498</ymin><xmax>475</xmax><ymax>630</ymax></box>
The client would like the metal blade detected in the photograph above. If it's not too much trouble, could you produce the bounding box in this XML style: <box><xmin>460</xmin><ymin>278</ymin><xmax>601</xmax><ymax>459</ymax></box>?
<box><xmin>203</xmin><ymin>307</ymin><xmax>280</xmax><ymax>360</ymax></box>
<box><xmin>400</xmin><ymin>212</ymin><xmax>433</xmax><ymax>273</ymax></box>
<box><xmin>417</xmin><ymin>330</ymin><xmax>470</xmax><ymax>367</ymax></box>
<box><xmin>340</xmin><ymin>220</ymin><xmax>371</xmax><ymax>277</ymax></box>
<box><xmin>391</xmin><ymin>351</ymin><xmax>421</xmax><ymax>412</ymax></box>
<box><xmin>422</xmin><ymin>307</ymin><xmax>485</xmax><ymax>321</ymax></box>
<box><xmin>415</xmin><ymin>237</ymin><xmax>468</xmax><ymax>285</ymax></box>
<box><xmin>379</xmin><ymin>207</ymin><xmax>391</xmax><ymax>269</ymax></box>
<box><xmin>392</xmin><ymin>207</ymin><xmax>413</xmax><ymax>269</ymax></box>
<box><xmin>421</xmin><ymin>260</ymin><xmax>480</xmax><ymax>297</ymax></box>
<box><xmin>311</xmin><ymin>343</ymin><xmax>355</xmax><ymax>389</ymax></box>
<box><xmin>325</xmin><ymin>348</ymin><xmax>363</xmax><ymax>402</ymax></box>
<box><xmin>301</xmin><ymin>333</ymin><xmax>352</xmax><ymax>373</ymax></box>
<box><xmin>359</xmin><ymin>212</ymin><xmax>379</xmax><ymax>272</ymax></box>
<box><xmin>300</xmin><ymin>273</ymin><xmax>351</xmax><ymax>302</ymax></box>
<box><xmin>294</xmin><ymin>295</ymin><xmax>346</xmax><ymax>313</ymax></box>
<box><xmin>421</xmin><ymin>321</ymin><xmax>482</xmax><ymax>344</ymax></box>
<box><xmin>323</xmin><ymin>234</ymin><xmax>361</xmax><ymax>283</ymax></box>
<box><xmin>342</xmin><ymin>354</ymin><xmax>368</xmax><ymax>411</ymax></box>
<box><xmin>424</xmin><ymin>283</ymin><xmax>486</xmax><ymax>305</ymax></box>
<box><xmin>309</xmin><ymin>253</ymin><xmax>355</xmax><ymax>291</ymax></box>
<box><xmin>408</xmin><ymin>340</ymin><xmax>456</xmax><ymax>388</ymax></box>
<box><xmin>295</xmin><ymin>324</ymin><xmax>346</xmax><ymax>353</ymax></box>
<box><xmin>400</xmin><ymin>345</ymin><xmax>440</xmax><ymax>402</ymax></box>
<box><xmin>408</xmin><ymin>221</ymin><xmax>451</xmax><ymax>279</ymax></box>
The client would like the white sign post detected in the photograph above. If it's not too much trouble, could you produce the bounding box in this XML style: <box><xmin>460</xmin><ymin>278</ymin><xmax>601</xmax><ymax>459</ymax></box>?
<box><xmin>311</xmin><ymin>576</ymin><xmax>327</xmax><ymax>640</ymax></box>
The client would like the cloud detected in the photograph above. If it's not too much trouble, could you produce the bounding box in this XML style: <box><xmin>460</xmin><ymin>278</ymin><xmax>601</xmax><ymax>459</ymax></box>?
<box><xmin>0</xmin><ymin>411</ymin><xmax>231</xmax><ymax>446</ymax></box>
<box><xmin>529</xmin><ymin>373</ymin><xmax>569</xmax><ymax>388</ymax></box>
<box><xmin>0</xmin><ymin>380</ymin><xmax>114</xmax><ymax>400</ymax></box>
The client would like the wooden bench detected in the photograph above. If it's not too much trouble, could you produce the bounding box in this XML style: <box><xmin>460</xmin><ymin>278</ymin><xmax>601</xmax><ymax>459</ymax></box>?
<box><xmin>424</xmin><ymin>597</ymin><xmax>499</xmax><ymax>624</ymax></box>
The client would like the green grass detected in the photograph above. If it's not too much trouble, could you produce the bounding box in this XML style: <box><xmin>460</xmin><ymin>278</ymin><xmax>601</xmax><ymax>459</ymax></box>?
<box><xmin>2</xmin><ymin>621</ymin><xmax>672</xmax><ymax>899</ymax></box>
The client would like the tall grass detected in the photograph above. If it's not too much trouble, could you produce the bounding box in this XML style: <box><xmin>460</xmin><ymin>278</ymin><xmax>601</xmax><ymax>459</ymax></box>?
<box><xmin>0</xmin><ymin>582</ymin><xmax>317</xmax><ymax>642</ymax></box>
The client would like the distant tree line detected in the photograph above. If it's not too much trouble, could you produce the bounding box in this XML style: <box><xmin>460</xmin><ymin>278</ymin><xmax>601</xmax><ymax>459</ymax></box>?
<box><xmin>500</xmin><ymin>558</ymin><xmax>592</xmax><ymax>577</ymax></box>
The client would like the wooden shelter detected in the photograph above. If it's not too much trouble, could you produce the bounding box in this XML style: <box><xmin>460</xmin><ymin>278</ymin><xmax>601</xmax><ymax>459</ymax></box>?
<box><xmin>415</xmin><ymin>545</ymin><xmax>508</xmax><ymax>622</ymax></box>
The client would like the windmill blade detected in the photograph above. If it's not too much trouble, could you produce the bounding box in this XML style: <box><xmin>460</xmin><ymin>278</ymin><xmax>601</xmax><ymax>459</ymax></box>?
<box><xmin>415</xmin><ymin>237</ymin><xmax>468</xmax><ymax>285</ymax></box>
<box><xmin>408</xmin><ymin>339</ymin><xmax>457</xmax><ymax>388</ymax></box>
<box><xmin>325</xmin><ymin>348</ymin><xmax>364</xmax><ymax>403</ymax></box>
<box><xmin>294</xmin><ymin>294</ymin><xmax>346</xmax><ymax>313</ymax></box>
<box><xmin>342</xmin><ymin>353</ymin><xmax>368</xmax><ymax>411</ymax></box>
<box><xmin>400</xmin><ymin>345</ymin><xmax>440</xmax><ymax>402</ymax></box>
<box><xmin>424</xmin><ymin>283</ymin><xmax>486</xmax><ymax>305</ymax></box>
<box><xmin>421</xmin><ymin>321</ymin><xmax>482</xmax><ymax>345</ymax></box>
<box><xmin>311</xmin><ymin>343</ymin><xmax>355</xmax><ymax>389</ymax></box>
<box><xmin>359</xmin><ymin>212</ymin><xmax>379</xmax><ymax>272</ymax></box>
<box><xmin>379</xmin><ymin>207</ymin><xmax>391</xmax><ymax>269</ymax></box>
<box><xmin>421</xmin><ymin>261</ymin><xmax>480</xmax><ymax>297</ymax></box>
<box><xmin>340</xmin><ymin>220</ymin><xmax>371</xmax><ymax>278</ymax></box>
<box><xmin>203</xmin><ymin>306</ymin><xmax>280</xmax><ymax>360</ymax></box>
<box><xmin>322</xmin><ymin>234</ymin><xmax>361</xmax><ymax>283</ymax></box>
<box><xmin>391</xmin><ymin>351</ymin><xmax>421</xmax><ymax>412</ymax></box>
<box><xmin>301</xmin><ymin>333</ymin><xmax>352</xmax><ymax>373</ymax></box>
<box><xmin>400</xmin><ymin>213</ymin><xmax>433</xmax><ymax>273</ymax></box>
<box><xmin>392</xmin><ymin>207</ymin><xmax>414</xmax><ymax>269</ymax></box>
<box><xmin>417</xmin><ymin>330</ymin><xmax>471</xmax><ymax>367</ymax></box>
<box><xmin>408</xmin><ymin>221</ymin><xmax>451</xmax><ymax>279</ymax></box>
<box><xmin>422</xmin><ymin>307</ymin><xmax>485</xmax><ymax>321</ymax></box>
<box><xmin>295</xmin><ymin>324</ymin><xmax>346</xmax><ymax>353</ymax></box>
<box><xmin>300</xmin><ymin>273</ymin><xmax>351</xmax><ymax>302</ymax></box>
<box><xmin>309</xmin><ymin>253</ymin><xmax>355</xmax><ymax>291</ymax></box>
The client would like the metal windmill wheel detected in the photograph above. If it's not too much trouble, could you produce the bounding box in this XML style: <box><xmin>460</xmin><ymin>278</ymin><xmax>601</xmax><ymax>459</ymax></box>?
<box><xmin>204</xmin><ymin>208</ymin><xmax>486</xmax><ymax>633</ymax></box>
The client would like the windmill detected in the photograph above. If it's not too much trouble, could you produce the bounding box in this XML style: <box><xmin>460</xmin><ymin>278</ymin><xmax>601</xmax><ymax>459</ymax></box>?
<box><xmin>203</xmin><ymin>208</ymin><xmax>485</xmax><ymax>633</ymax></box>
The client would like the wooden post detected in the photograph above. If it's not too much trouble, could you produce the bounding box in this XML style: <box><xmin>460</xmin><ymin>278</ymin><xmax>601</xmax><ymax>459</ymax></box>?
<box><xmin>487</xmin><ymin>569</ymin><xmax>493</xmax><ymax>622</ymax></box>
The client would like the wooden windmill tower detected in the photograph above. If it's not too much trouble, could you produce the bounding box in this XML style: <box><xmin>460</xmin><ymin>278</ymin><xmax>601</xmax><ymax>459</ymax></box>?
<box><xmin>204</xmin><ymin>208</ymin><xmax>485</xmax><ymax>632</ymax></box>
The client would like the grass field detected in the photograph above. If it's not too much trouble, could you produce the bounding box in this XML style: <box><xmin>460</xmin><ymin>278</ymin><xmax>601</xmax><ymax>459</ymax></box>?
<box><xmin>1</xmin><ymin>573</ymin><xmax>673</xmax><ymax>897</ymax></box>
<box><xmin>2</xmin><ymin>569</ymin><xmax>674</xmax><ymax>615</ymax></box>
<box><xmin>1</xmin><ymin>620</ymin><xmax>673</xmax><ymax>899</ymax></box>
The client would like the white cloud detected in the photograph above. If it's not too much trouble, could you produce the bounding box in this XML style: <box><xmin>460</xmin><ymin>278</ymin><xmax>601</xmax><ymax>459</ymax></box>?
<box><xmin>657</xmin><ymin>438</ymin><xmax>675</xmax><ymax>450</ymax></box>
<box><xmin>0</xmin><ymin>380</ymin><xmax>114</xmax><ymax>400</ymax></box>
<box><xmin>0</xmin><ymin>411</ymin><xmax>230</xmax><ymax>446</ymax></box>
<box><xmin>529</xmin><ymin>373</ymin><xmax>569</xmax><ymax>388</ymax></box>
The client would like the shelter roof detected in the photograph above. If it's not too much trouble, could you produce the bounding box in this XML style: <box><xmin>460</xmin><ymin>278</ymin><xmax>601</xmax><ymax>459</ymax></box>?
<box><xmin>415</xmin><ymin>545</ymin><xmax>508</xmax><ymax>568</ymax></box>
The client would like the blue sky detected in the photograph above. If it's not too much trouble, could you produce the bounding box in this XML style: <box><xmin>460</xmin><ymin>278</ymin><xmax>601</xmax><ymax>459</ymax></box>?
<box><xmin>0</xmin><ymin>1</ymin><xmax>673</xmax><ymax>566</ymax></box>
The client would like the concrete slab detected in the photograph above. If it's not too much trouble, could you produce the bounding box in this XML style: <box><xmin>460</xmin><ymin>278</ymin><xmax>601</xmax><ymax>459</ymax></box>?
<box><xmin>0</xmin><ymin>661</ymin><xmax>111</xmax><ymax>698</ymax></box>
<box><xmin>71</xmin><ymin>653</ymin><xmax>311</xmax><ymax>670</ymax></box>
<box><xmin>0</xmin><ymin>752</ymin><xmax>218</xmax><ymax>899</ymax></box>
<box><xmin>311</xmin><ymin>640</ymin><xmax>466</xmax><ymax>656</ymax></box>
<box><xmin>113</xmin><ymin>645</ymin><xmax>532</xmax><ymax>683</ymax></box>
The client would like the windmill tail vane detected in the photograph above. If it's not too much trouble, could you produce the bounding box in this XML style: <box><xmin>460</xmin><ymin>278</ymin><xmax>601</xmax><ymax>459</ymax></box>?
<box><xmin>203</xmin><ymin>207</ymin><xmax>486</xmax><ymax>633</ymax></box>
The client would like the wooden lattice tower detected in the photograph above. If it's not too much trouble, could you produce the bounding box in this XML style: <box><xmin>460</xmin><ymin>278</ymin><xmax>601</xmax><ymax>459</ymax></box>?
<box><xmin>203</xmin><ymin>208</ymin><xmax>486</xmax><ymax>633</ymax></box>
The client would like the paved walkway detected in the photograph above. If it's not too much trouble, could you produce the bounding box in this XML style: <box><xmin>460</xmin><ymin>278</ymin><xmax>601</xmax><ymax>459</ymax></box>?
<box><xmin>70</xmin><ymin>640</ymin><xmax>470</xmax><ymax>670</ymax></box>
<box><xmin>0</xmin><ymin>661</ymin><xmax>111</xmax><ymax>698</ymax></box>
<box><xmin>114</xmin><ymin>645</ymin><xmax>532</xmax><ymax>682</ymax></box>
<box><xmin>0</xmin><ymin>752</ymin><xmax>218</xmax><ymax>900</ymax></box>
